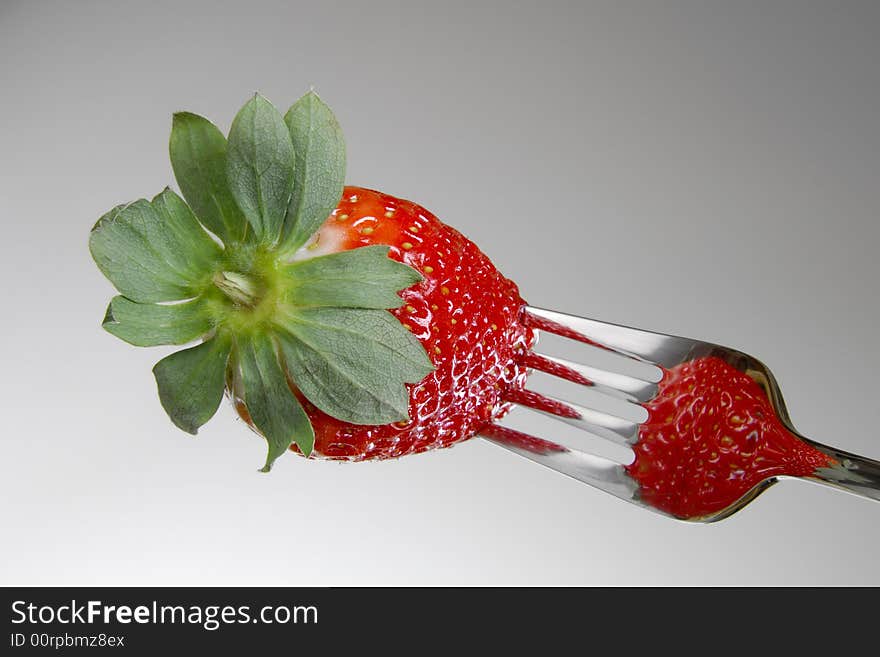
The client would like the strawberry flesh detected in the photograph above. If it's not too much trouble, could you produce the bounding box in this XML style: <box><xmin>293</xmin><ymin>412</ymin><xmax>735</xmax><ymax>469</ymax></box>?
<box><xmin>628</xmin><ymin>356</ymin><xmax>832</xmax><ymax>519</ymax></box>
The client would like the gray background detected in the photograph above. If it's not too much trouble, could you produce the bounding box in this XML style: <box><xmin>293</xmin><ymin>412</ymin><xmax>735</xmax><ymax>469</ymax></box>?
<box><xmin>1</xmin><ymin>0</ymin><xmax>878</xmax><ymax>585</ymax></box>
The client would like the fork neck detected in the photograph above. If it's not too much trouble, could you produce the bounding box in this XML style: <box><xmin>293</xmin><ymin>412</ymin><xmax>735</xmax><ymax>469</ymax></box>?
<box><xmin>802</xmin><ymin>440</ymin><xmax>880</xmax><ymax>503</ymax></box>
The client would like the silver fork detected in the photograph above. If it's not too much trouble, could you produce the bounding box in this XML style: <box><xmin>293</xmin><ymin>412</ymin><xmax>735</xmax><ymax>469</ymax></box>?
<box><xmin>479</xmin><ymin>307</ymin><xmax>880</xmax><ymax>522</ymax></box>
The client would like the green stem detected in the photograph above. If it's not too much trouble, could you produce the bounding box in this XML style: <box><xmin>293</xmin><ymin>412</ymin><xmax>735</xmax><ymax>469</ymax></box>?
<box><xmin>213</xmin><ymin>271</ymin><xmax>260</xmax><ymax>307</ymax></box>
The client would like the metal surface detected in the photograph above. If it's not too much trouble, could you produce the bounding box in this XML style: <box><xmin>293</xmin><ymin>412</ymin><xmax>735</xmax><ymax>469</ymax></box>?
<box><xmin>481</xmin><ymin>306</ymin><xmax>880</xmax><ymax>522</ymax></box>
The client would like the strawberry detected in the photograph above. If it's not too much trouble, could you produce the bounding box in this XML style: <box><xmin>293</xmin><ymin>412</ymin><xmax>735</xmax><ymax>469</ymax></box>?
<box><xmin>89</xmin><ymin>91</ymin><xmax>533</xmax><ymax>470</ymax></box>
<box><xmin>232</xmin><ymin>186</ymin><xmax>533</xmax><ymax>460</ymax></box>
<box><xmin>628</xmin><ymin>356</ymin><xmax>832</xmax><ymax>519</ymax></box>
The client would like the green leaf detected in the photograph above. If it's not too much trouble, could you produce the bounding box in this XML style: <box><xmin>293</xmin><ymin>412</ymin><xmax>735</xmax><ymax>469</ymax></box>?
<box><xmin>103</xmin><ymin>296</ymin><xmax>213</xmax><ymax>347</ymax></box>
<box><xmin>238</xmin><ymin>333</ymin><xmax>314</xmax><ymax>470</ymax></box>
<box><xmin>152</xmin><ymin>334</ymin><xmax>232</xmax><ymax>434</ymax></box>
<box><xmin>170</xmin><ymin>112</ymin><xmax>249</xmax><ymax>244</ymax></box>
<box><xmin>283</xmin><ymin>246</ymin><xmax>422</xmax><ymax>309</ymax></box>
<box><xmin>151</xmin><ymin>188</ymin><xmax>223</xmax><ymax>272</ymax></box>
<box><xmin>277</xmin><ymin>307</ymin><xmax>434</xmax><ymax>426</ymax></box>
<box><xmin>226</xmin><ymin>94</ymin><xmax>295</xmax><ymax>245</ymax></box>
<box><xmin>89</xmin><ymin>198</ymin><xmax>220</xmax><ymax>303</ymax></box>
<box><xmin>280</xmin><ymin>90</ymin><xmax>346</xmax><ymax>253</ymax></box>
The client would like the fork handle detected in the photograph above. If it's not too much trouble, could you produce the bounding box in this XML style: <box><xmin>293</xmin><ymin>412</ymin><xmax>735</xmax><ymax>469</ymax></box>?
<box><xmin>804</xmin><ymin>440</ymin><xmax>880</xmax><ymax>503</ymax></box>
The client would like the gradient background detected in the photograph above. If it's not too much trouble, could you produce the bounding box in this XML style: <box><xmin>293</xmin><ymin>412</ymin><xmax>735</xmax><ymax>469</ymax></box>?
<box><xmin>1</xmin><ymin>0</ymin><xmax>878</xmax><ymax>585</ymax></box>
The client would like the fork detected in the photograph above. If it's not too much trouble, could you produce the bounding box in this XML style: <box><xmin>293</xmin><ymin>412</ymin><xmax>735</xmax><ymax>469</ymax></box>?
<box><xmin>479</xmin><ymin>307</ymin><xmax>880</xmax><ymax>522</ymax></box>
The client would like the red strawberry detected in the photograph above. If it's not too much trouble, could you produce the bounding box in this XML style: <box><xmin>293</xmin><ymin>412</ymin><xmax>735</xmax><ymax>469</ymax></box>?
<box><xmin>232</xmin><ymin>185</ymin><xmax>535</xmax><ymax>460</ymax></box>
<box><xmin>628</xmin><ymin>356</ymin><xmax>832</xmax><ymax>519</ymax></box>
<box><xmin>86</xmin><ymin>91</ymin><xmax>835</xmax><ymax>484</ymax></box>
<box><xmin>89</xmin><ymin>91</ymin><xmax>538</xmax><ymax>471</ymax></box>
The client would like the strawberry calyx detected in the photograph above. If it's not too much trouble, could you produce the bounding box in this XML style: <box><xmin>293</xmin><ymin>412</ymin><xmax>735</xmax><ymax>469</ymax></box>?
<box><xmin>89</xmin><ymin>91</ymin><xmax>434</xmax><ymax>471</ymax></box>
<box><xmin>212</xmin><ymin>270</ymin><xmax>262</xmax><ymax>307</ymax></box>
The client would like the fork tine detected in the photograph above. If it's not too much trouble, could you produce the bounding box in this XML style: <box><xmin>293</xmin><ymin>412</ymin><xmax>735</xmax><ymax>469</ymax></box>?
<box><xmin>525</xmin><ymin>350</ymin><xmax>660</xmax><ymax>403</ymax></box>
<box><xmin>525</xmin><ymin>306</ymin><xmax>700</xmax><ymax>368</ymax></box>
<box><xmin>503</xmin><ymin>388</ymin><xmax>641</xmax><ymax>445</ymax></box>
<box><xmin>480</xmin><ymin>424</ymin><xmax>639</xmax><ymax>502</ymax></box>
